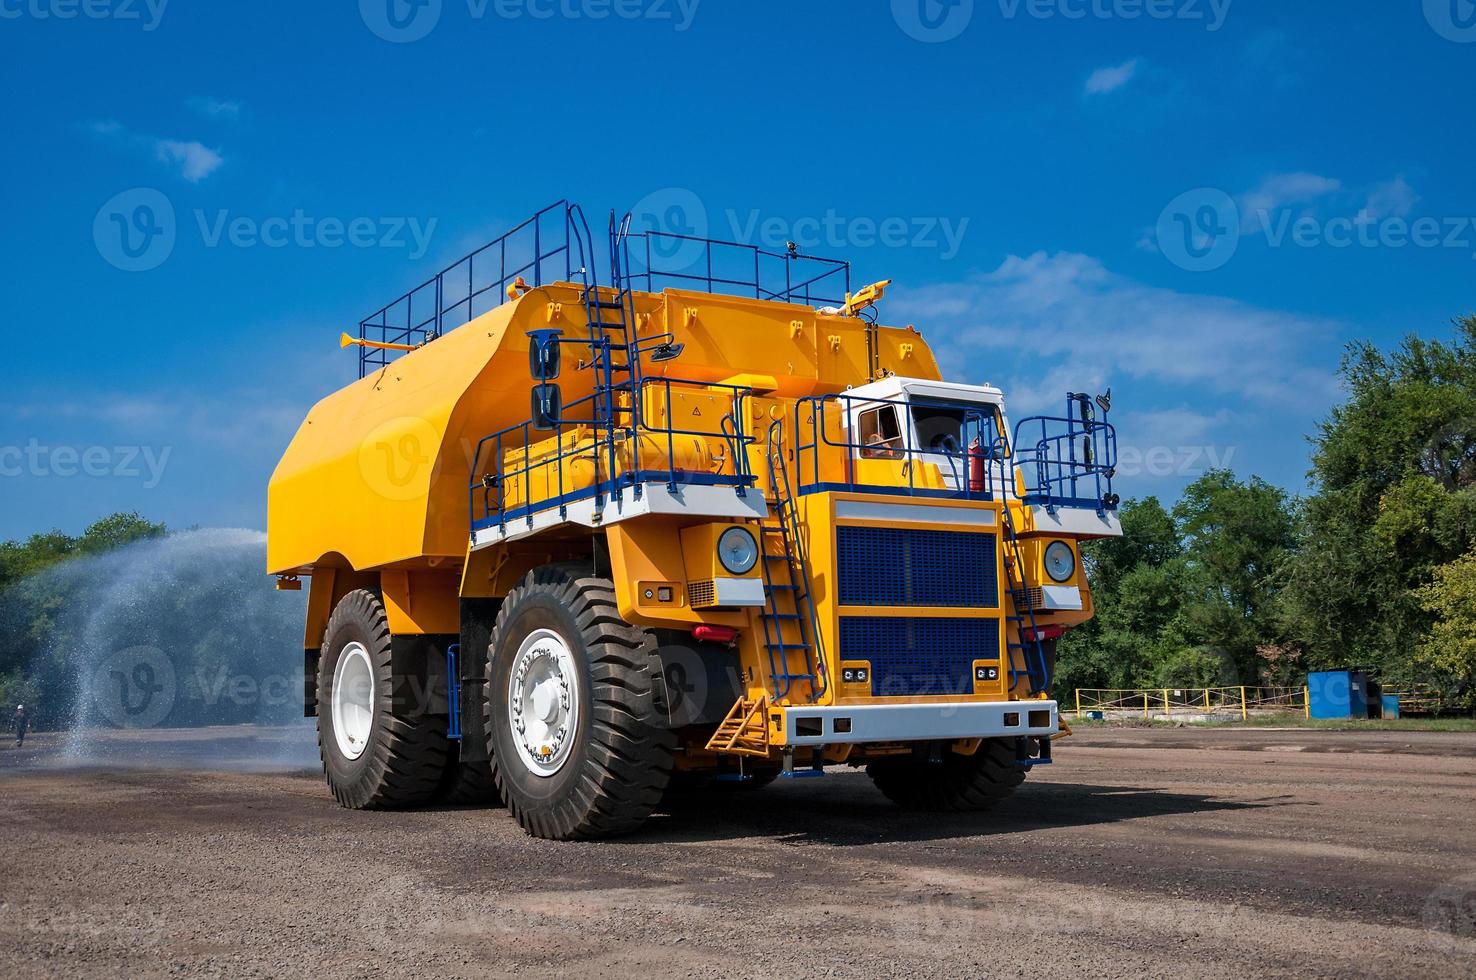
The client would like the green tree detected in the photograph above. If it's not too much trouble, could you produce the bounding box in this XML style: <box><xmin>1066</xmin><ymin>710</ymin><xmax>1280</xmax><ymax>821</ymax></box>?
<box><xmin>1055</xmin><ymin>497</ymin><xmax>1189</xmax><ymax>692</ymax></box>
<box><xmin>77</xmin><ymin>512</ymin><xmax>167</xmax><ymax>556</ymax></box>
<box><xmin>1173</xmin><ymin>470</ymin><xmax>1298</xmax><ymax>682</ymax></box>
<box><xmin>1285</xmin><ymin>315</ymin><xmax>1476</xmax><ymax>690</ymax></box>
<box><xmin>1415</xmin><ymin>550</ymin><xmax>1476</xmax><ymax>704</ymax></box>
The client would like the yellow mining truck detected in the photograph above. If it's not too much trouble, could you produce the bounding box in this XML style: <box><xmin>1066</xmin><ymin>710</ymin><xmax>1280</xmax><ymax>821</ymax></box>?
<box><xmin>268</xmin><ymin>202</ymin><xmax>1121</xmax><ymax>840</ymax></box>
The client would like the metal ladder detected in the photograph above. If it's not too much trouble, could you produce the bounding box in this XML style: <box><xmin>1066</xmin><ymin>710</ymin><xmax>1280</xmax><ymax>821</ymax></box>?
<box><xmin>999</xmin><ymin>496</ymin><xmax>1051</xmax><ymax>696</ymax></box>
<box><xmin>567</xmin><ymin>206</ymin><xmax>636</xmax><ymax>509</ymax></box>
<box><xmin>757</xmin><ymin>420</ymin><xmax>827</xmax><ymax>703</ymax></box>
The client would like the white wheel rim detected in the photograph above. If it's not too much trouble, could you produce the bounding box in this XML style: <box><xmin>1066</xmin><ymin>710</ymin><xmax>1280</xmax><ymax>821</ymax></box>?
<box><xmin>507</xmin><ymin>628</ymin><xmax>580</xmax><ymax>778</ymax></box>
<box><xmin>332</xmin><ymin>642</ymin><xmax>375</xmax><ymax>761</ymax></box>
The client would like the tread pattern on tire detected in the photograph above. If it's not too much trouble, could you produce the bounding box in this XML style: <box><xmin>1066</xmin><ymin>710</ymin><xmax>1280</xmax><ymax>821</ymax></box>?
<box><xmin>317</xmin><ymin>589</ymin><xmax>448</xmax><ymax>810</ymax></box>
<box><xmin>866</xmin><ymin>738</ymin><xmax>1027</xmax><ymax>812</ymax></box>
<box><xmin>485</xmin><ymin>564</ymin><xmax>675</xmax><ymax>840</ymax></box>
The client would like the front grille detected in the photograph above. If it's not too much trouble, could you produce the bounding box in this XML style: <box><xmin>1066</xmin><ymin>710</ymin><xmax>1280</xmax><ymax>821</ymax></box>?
<box><xmin>837</xmin><ymin>526</ymin><xmax>998</xmax><ymax>607</ymax></box>
<box><xmin>839</xmin><ymin>616</ymin><xmax>1001</xmax><ymax>697</ymax></box>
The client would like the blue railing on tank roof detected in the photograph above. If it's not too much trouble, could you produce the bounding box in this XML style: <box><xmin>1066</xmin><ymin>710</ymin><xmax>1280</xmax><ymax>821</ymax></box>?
<box><xmin>354</xmin><ymin>202</ymin><xmax>857</xmax><ymax>379</ymax></box>
<box><xmin>354</xmin><ymin>201</ymin><xmax>575</xmax><ymax>378</ymax></box>
<box><xmin>617</xmin><ymin>230</ymin><xmax>851</xmax><ymax>308</ymax></box>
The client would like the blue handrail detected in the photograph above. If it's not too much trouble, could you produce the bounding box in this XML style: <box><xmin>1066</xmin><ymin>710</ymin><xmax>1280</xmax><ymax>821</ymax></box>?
<box><xmin>468</xmin><ymin>378</ymin><xmax>758</xmax><ymax>532</ymax></box>
<box><xmin>354</xmin><ymin>202</ymin><xmax>855</xmax><ymax>379</ymax></box>
<box><xmin>1011</xmin><ymin>394</ymin><xmax>1118</xmax><ymax>513</ymax></box>
<box><xmin>618</xmin><ymin>231</ymin><xmax>851</xmax><ymax>308</ymax></box>
<box><xmin>355</xmin><ymin>200</ymin><xmax>574</xmax><ymax>378</ymax></box>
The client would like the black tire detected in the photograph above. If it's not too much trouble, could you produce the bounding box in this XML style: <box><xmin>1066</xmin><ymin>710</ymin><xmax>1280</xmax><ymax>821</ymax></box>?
<box><xmin>866</xmin><ymin>739</ymin><xmax>1027</xmax><ymax>811</ymax></box>
<box><xmin>484</xmin><ymin>564</ymin><xmax>675</xmax><ymax>840</ymax></box>
<box><xmin>316</xmin><ymin>590</ymin><xmax>449</xmax><ymax>809</ymax></box>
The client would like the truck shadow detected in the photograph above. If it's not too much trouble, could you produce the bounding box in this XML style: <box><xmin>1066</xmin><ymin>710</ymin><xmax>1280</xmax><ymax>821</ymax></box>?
<box><xmin>639</xmin><ymin>777</ymin><xmax>1308</xmax><ymax>847</ymax></box>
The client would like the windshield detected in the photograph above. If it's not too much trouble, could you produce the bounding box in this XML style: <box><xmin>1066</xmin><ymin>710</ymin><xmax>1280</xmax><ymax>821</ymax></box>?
<box><xmin>910</xmin><ymin>400</ymin><xmax>1006</xmax><ymax>456</ymax></box>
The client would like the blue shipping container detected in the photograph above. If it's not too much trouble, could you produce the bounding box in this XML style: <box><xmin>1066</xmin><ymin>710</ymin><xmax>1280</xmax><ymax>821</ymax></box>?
<box><xmin>1308</xmin><ymin>669</ymin><xmax>1371</xmax><ymax>719</ymax></box>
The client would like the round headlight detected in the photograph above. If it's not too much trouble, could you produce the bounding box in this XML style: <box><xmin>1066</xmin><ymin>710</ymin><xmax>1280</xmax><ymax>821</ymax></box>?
<box><xmin>1044</xmin><ymin>541</ymin><xmax>1076</xmax><ymax>583</ymax></box>
<box><xmin>717</xmin><ymin>527</ymin><xmax>758</xmax><ymax>575</ymax></box>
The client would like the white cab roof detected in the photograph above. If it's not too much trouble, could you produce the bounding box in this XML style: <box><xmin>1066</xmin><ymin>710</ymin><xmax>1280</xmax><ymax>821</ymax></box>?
<box><xmin>844</xmin><ymin>376</ymin><xmax>1006</xmax><ymax>407</ymax></box>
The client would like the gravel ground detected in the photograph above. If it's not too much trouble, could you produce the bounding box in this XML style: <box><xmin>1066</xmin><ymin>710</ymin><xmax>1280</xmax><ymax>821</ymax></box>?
<box><xmin>2</xmin><ymin>725</ymin><xmax>1474</xmax><ymax>978</ymax></box>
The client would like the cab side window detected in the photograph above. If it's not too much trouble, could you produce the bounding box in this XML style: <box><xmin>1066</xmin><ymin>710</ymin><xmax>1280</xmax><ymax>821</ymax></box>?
<box><xmin>858</xmin><ymin>405</ymin><xmax>903</xmax><ymax>459</ymax></box>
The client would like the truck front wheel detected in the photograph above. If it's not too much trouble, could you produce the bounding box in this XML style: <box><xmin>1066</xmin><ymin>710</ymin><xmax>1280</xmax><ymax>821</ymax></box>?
<box><xmin>484</xmin><ymin>564</ymin><xmax>675</xmax><ymax>840</ymax></box>
<box><xmin>866</xmin><ymin>739</ymin><xmax>1027</xmax><ymax>811</ymax></box>
<box><xmin>316</xmin><ymin>589</ymin><xmax>449</xmax><ymax>809</ymax></box>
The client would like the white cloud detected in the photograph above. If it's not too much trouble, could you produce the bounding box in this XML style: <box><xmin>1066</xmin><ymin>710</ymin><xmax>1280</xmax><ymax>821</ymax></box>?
<box><xmin>1084</xmin><ymin>59</ymin><xmax>1140</xmax><ymax>96</ymax></box>
<box><xmin>890</xmin><ymin>251</ymin><xmax>1340</xmax><ymax>417</ymax></box>
<box><xmin>1237</xmin><ymin>172</ymin><xmax>1341</xmax><ymax>232</ymax></box>
<box><xmin>1356</xmin><ymin>176</ymin><xmax>1418</xmax><ymax>227</ymax></box>
<box><xmin>889</xmin><ymin>254</ymin><xmax>1341</xmax><ymax>489</ymax></box>
<box><xmin>187</xmin><ymin>96</ymin><xmax>243</xmax><ymax>120</ymax></box>
<box><xmin>154</xmin><ymin>139</ymin><xmax>224</xmax><ymax>182</ymax></box>
<box><xmin>83</xmin><ymin>118</ymin><xmax>225</xmax><ymax>183</ymax></box>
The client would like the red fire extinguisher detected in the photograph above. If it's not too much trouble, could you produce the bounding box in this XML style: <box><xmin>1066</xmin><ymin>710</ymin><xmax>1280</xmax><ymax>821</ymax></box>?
<box><xmin>968</xmin><ymin>438</ymin><xmax>986</xmax><ymax>493</ymax></box>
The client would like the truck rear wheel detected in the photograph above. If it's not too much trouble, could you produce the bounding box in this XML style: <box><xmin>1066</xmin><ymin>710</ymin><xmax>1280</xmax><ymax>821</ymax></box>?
<box><xmin>316</xmin><ymin>590</ymin><xmax>449</xmax><ymax>809</ymax></box>
<box><xmin>866</xmin><ymin>739</ymin><xmax>1026</xmax><ymax>811</ymax></box>
<box><xmin>484</xmin><ymin>565</ymin><xmax>675</xmax><ymax>840</ymax></box>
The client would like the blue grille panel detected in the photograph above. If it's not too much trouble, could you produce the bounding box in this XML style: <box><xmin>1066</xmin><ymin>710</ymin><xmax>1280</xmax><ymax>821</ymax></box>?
<box><xmin>837</xmin><ymin>527</ymin><xmax>998</xmax><ymax>608</ymax></box>
<box><xmin>839</xmin><ymin>617</ymin><xmax>1001</xmax><ymax>697</ymax></box>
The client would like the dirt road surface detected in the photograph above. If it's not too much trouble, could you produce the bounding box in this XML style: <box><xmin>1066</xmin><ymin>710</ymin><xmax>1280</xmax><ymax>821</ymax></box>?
<box><xmin>3</xmin><ymin>725</ymin><xmax>1474</xmax><ymax>978</ymax></box>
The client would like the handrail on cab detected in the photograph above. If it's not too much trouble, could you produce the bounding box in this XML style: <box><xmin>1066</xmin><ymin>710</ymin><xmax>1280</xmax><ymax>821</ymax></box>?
<box><xmin>1011</xmin><ymin>394</ymin><xmax>1119</xmax><ymax>514</ymax></box>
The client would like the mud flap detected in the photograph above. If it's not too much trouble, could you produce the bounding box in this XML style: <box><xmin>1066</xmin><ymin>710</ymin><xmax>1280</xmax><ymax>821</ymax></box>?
<box><xmin>456</xmin><ymin>598</ymin><xmax>501</xmax><ymax>763</ymax></box>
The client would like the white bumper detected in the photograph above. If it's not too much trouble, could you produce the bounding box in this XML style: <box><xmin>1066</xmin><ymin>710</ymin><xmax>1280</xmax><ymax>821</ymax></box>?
<box><xmin>778</xmin><ymin>700</ymin><xmax>1058</xmax><ymax>747</ymax></box>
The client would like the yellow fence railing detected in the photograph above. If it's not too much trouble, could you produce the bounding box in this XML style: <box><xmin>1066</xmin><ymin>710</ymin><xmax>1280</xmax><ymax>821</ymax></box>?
<box><xmin>1074</xmin><ymin>686</ymin><xmax>1309</xmax><ymax>720</ymax></box>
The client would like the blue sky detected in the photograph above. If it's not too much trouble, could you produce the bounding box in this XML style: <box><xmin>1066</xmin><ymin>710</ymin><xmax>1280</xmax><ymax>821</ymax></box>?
<box><xmin>1</xmin><ymin>0</ymin><xmax>1473</xmax><ymax>539</ymax></box>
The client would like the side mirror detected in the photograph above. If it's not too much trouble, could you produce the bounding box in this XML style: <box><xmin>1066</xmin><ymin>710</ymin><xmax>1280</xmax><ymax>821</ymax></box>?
<box><xmin>648</xmin><ymin>341</ymin><xmax>684</xmax><ymax>363</ymax></box>
<box><xmin>531</xmin><ymin>383</ymin><xmax>562</xmax><ymax>431</ymax></box>
<box><xmin>528</xmin><ymin>329</ymin><xmax>562</xmax><ymax>380</ymax></box>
